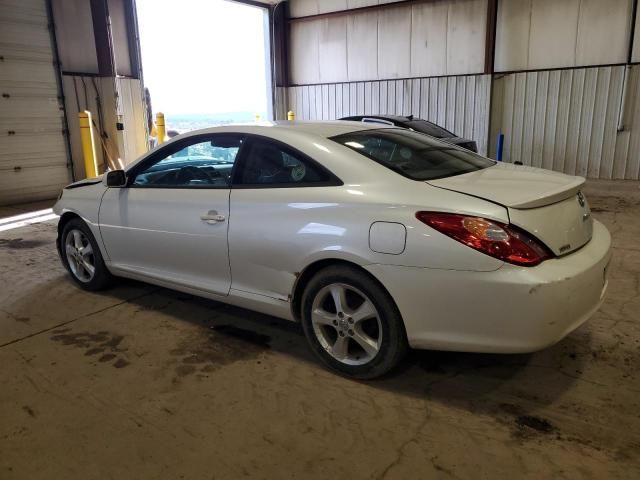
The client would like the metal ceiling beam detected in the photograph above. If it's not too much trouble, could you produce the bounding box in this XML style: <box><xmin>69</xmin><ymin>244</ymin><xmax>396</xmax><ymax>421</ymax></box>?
<box><xmin>90</xmin><ymin>0</ymin><xmax>115</xmax><ymax>77</ymax></box>
<box><xmin>230</xmin><ymin>0</ymin><xmax>274</xmax><ymax>9</ymax></box>
<box><xmin>484</xmin><ymin>0</ymin><xmax>498</xmax><ymax>74</ymax></box>
<box><xmin>629</xmin><ymin>0</ymin><xmax>638</xmax><ymax>64</ymax></box>
<box><xmin>124</xmin><ymin>0</ymin><xmax>143</xmax><ymax>79</ymax></box>
<box><xmin>272</xmin><ymin>0</ymin><xmax>289</xmax><ymax>87</ymax></box>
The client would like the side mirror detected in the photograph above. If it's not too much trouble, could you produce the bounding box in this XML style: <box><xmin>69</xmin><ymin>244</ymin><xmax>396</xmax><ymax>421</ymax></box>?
<box><xmin>106</xmin><ymin>170</ymin><xmax>127</xmax><ymax>187</ymax></box>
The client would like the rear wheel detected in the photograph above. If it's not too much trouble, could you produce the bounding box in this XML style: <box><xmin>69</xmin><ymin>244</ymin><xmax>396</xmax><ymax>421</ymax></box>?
<box><xmin>61</xmin><ymin>218</ymin><xmax>113</xmax><ymax>291</ymax></box>
<box><xmin>301</xmin><ymin>265</ymin><xmax>408</xmax><ymax>379</ymax></box>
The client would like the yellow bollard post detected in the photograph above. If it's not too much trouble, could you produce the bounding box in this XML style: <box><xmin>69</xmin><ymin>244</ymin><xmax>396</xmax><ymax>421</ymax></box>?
<box><xmin>255</xmin><ymin>113</ymin><xmax>261</xmax><ymax>122</ymax></box>
<box><xmin>156</xmin><ymin>112</ymin><xmax>166</xmax><ymax>145</ymax></box>
<box><xmin>287</xmin><ymin>111</ymin><xmax>295</xmax><ymax>121</ymax></box>
<box><xmin>78</xmin><ymin>111</ymin><xmax>98</xmax><ymax>178</ymax></box>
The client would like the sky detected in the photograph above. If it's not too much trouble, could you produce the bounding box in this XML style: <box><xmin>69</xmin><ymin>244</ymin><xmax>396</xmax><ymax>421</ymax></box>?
<box><xmin>136</xmin><ymin>0</ymin><xmax>269</xmax><ymax>116</ymax></box>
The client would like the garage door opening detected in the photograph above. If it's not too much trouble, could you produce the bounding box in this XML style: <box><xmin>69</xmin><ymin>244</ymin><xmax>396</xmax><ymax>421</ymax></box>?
<box><xmin>136</xmin><ymin>0</ymin><xmax>272</xmax><ymax>134</ymax></box>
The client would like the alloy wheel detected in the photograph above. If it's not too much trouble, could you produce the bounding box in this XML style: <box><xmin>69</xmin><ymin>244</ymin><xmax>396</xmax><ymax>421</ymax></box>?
<box><xmin>64</xmin><ymin>229</ymin><xmax>96</xmax><ymax>283</ymax></box>
<box><xmin>310</xmin><ymin>283</ymin><xmax>382</xmax><ymax>365</ymax></box>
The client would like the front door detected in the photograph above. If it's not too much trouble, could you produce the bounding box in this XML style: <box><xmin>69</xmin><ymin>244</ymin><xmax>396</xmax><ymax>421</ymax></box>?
<box><xmin>99</xmin><ymin>134</ymin><xmax>243</xmax><ymax>295</ymax></box>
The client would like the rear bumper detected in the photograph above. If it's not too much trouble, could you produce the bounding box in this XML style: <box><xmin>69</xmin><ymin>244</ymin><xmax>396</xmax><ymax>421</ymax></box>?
<box><xmin>365</xmin><ymin>220</ymin><xmax>612</xmax><ymax>353</ymax></box>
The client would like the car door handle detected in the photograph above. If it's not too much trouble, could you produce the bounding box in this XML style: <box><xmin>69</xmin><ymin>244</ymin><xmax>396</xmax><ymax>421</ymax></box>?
<box><xmin>200</xmin><ymin>211</ymin><xmax>226</xmax><ymax>223</ymax></box>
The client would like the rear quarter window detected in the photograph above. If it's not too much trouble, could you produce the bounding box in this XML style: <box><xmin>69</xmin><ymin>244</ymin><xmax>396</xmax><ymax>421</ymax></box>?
<box><xmin>331</xmin><ymin>129</ymin><xmax>494</xmax><ymax>181</ymax></box>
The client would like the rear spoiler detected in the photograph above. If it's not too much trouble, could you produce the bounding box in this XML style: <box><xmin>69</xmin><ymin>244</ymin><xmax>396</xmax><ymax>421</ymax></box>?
<box><xmin>509</xmin><ymin>177</ymin><xmax>585</xmax><ymax>209</ymax></box>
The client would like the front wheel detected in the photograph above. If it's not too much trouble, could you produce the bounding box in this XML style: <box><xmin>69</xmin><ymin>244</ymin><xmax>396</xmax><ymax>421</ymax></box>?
<box><xmin>301</xmin><ymin>265</ymin><xmax>408</xmax><ymax>379</ymax></box>
<box><xmin>60</xmin><ymin>218</ymin><xmax>113</xmax><ymax>291</ymax></box>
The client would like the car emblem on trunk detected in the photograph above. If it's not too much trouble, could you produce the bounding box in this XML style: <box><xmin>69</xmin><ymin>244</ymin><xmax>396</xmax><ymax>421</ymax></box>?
<box><xmin>577</xmin><ymin>191</ymin><xmax>586</xmax><ymax>207</ymax></box>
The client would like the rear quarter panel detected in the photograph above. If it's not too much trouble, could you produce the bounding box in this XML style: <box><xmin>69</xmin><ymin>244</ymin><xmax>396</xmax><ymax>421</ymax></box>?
<box><xmin>228</xmin><ymin>179</ymin><xmax>508</xmax><ymax>302</ymax></box>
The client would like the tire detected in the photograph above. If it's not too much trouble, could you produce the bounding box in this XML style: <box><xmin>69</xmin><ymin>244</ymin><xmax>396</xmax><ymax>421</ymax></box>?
<box><xmin>301</xmin><ymin>265</ymin><xmax>408</xmax><ymax>379</ymax></box>
<box><xmin>60</xmin><ymin>218</ymin><xmax>114</xmax><ymax>291</ymax></box>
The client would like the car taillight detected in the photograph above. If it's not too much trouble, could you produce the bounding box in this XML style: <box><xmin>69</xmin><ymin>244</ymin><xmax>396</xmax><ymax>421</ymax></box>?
<box><xmin>415</xmin><ymin>212</ymin><xmax>551</xmax><ymax>267</ymax></box>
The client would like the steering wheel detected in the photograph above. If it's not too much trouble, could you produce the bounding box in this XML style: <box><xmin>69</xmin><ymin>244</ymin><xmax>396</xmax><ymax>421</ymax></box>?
<box><xmin>177</xmin><ymin>166</ymin><xmax>215</xmax><ymax>184</ymax></box>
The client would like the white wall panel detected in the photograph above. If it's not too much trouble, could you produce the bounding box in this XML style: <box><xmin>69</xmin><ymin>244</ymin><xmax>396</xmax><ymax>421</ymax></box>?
<box><xmin>576</xmin><ymin>0</ymin><xmax>631</xmax><ymax>66</ymax></box>
<box><xmin>290</xmin><ymin>20</ymin><xmax>320</xmax><ymax>84</ymax></box>
<box><xmin>496</xmin><ymin>0</ymin><xmax>633</xmax><ymax>72</ymax></box>
<box><xmin>377</xmin><ymin>6</ymin><xmax>411</xmax><ymax>79</ymax></box>
<box><xmin>51</xmin><ymin>0</ymin><xmax>98</xmax><ymax>73</ymax></box>
<box><xmin>318</xmin><ymin>0</ymin><xmax>347</xmax><ymax>14</ymax></box>
<box><xmin>529</xmin><ymin>0</ymin><xmax>580</xmax><ymax>70</ymax></box>
<box><xmin>446</xmin><ymin>0</ymin><xmax>487</xmax><ymax>75</ymax></box>
<box><xmin>490</xmin><ymin>66</ymin><xmax>640</xmax><ymax>179</ymax></box>
<box><xmin>283</xmin><ymin>74</ymin><xmax>491</xmax><ymax>155</ymax></box>
<box><xmin>347</xmin><ymin>0</ymin><xmax>379</xmax><ymax>7</ymax></box>
<box><xmin>494</xmin><ymin>0</ymin><xmax>530</xmax><ymax>72</ymax></box>
<box><xmin>290</xmin><ymin>0</ymin><xmax>486</xmax><ymax>84</ymax></box>
<box><xmin>289</xmin><ymin>0</ymin><xmax>318</xmax><ymax>18</ymax></box>
<box><xmin>289</xmin><ymin>0</ymin><xmax>406</xmax><ymax>17</ymax></box>
<box><xmin>410</xmin><ymin>2</ymin><xmax>448</xmax><ymax>77</ymax></box>
<box><xmin>346</xmin><ymin>11</ymin><xmax>378</xmax><ymax>81</ymax></box>
<box><xmin>319</xmin><ymin>17</ymin><xmax>348</xmax><ymax>82</ymax></box>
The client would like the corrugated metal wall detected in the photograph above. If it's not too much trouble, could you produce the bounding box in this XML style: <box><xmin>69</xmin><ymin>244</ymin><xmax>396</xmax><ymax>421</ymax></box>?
<box><xmin>283</xmin><ymin>75</ymin><xmax>492</xmax><ymax>155</ymax></box>
<box><xmin>115</xmin><ymin>77</ymin><xmax>148</xmax><ymax>165</ymax></box>
<box><xmin>490</xmin><ymin>65</ymin><xmax>640</xmax><ymax>180</ymax></box>
<box><xmin>61</xmin><ymin>75</ymin><xmax>147</xmax><ymax>179</ymax></box>
<box><xmin>62</xmin><ymin>75</ymin><xmax>110</xmax><ymax>179</ymax></box>
<box><xmin>282</xmin><ymin>66</ymin><xmax>640</xmax><ymax>178</ymax></box>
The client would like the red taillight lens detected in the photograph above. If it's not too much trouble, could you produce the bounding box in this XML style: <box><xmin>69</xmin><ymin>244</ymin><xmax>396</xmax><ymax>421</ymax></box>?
<box><xmin>416</xmin><ymin>212</ymin><xmax>551</xmax><ymax>267</ymax></box>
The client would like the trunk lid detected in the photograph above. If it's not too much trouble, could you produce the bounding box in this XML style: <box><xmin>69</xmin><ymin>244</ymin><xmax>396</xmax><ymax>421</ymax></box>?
<box><xmin>427</xmin><ymin>164</ymin><xmax>593</xmax><ymax>256</ymax></box>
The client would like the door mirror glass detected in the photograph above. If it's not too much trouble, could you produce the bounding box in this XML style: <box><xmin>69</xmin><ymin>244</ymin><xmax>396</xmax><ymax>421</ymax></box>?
<box><xmin>106</xmin><ymin>170</ymin><xmax>127</xmax><ymax>187</ymax></box>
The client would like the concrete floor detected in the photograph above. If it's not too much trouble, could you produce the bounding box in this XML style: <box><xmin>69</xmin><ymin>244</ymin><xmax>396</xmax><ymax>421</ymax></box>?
<box><xmin>0</xmin><ymin>181</ymin><xmax>639</xmax><ymax>479</ymax></box>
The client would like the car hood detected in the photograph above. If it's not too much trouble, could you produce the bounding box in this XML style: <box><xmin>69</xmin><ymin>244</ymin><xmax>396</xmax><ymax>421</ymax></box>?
<box><xmin>65</xmin><ymin>175</ymin><xmax>104</xmax><ymax>189</ymax></box>
<box><xmin>426</xmin><ymin>163</ymin><xmax>584</xmax><ymax>209</ymax></box>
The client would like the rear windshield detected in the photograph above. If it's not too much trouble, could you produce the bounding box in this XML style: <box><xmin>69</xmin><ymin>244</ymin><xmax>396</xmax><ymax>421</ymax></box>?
<box><xmin>331</xmin><ymin>128</ymin><xmax>494</xmax><ymax>181</ymax></box>
<box><xmin>405</xmin><ymin>120</ymin><xmax>453</xmax><ymax>138</ymax></box>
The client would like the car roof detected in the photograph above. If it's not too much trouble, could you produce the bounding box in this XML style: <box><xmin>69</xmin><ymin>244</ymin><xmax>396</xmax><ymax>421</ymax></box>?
<box><xmin>341</xmin><ymin>115</ymin><xmax>459</xmax><ymax>137</ymax></box>
<box><xmin>343</xmin><ymin>114</ymin><xmax>412</xmax><ymax>123</ymax></box>
<box><xmin>177</xmin><ymin>120</ymin><xmax>392</xmax><ymax>140</ymax></box>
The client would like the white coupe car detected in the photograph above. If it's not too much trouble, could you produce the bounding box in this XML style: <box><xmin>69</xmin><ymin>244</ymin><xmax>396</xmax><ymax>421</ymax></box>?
<box><xmin>54</xmin><ymin>121</ymin><xmax>611</xmax><ymax>378</ymax></box>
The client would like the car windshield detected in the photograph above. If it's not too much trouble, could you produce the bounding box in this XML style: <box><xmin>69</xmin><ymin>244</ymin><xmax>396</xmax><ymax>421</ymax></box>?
<box><xmin>331</xmin><ymin>128</ymin><xmax>494</xmax><ymax>181</ymax></box>
<box><xmin>404</xmin><ymin>120</ymin><xmax>453</xmax><ymax>138</ymax></box>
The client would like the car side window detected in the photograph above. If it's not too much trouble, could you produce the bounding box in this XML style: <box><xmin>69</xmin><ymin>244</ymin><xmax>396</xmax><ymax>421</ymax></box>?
<box><xmin>235</xmin><ymin>139</ymin><xmax>334</xmax><ymax>187</ymax></box>
<box><xmin>131</xmin><ymin>135</ymin><xmax>242</xmax><ymax>188</ymax></box>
